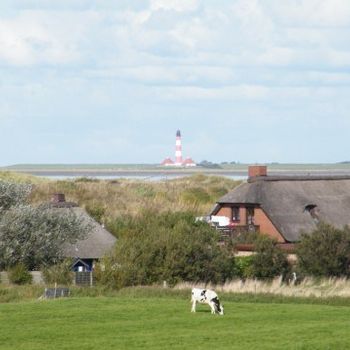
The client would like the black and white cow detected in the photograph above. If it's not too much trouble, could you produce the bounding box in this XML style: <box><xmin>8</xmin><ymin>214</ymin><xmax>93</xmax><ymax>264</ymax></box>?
<box><xmin>191</xmin><ymin>288</ymin><xmax>224</xmax><ymax>315</ymax></box>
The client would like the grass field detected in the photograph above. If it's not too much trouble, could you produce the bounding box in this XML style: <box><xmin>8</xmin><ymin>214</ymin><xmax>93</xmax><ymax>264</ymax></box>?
<box><xmin>1</xmin><ymin>294</ymin><xmax>350</xmax><ymax>350</ymax></box>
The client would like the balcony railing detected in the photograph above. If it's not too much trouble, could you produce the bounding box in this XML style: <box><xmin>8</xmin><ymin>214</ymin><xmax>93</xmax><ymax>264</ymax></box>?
<box><xmin>213</xmin><ymin>224</ymin><xmax>260</xmax><ymax>241</ymax></box>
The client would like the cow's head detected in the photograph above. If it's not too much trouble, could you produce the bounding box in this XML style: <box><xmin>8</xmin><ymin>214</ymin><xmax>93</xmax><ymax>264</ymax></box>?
<box><xmin>218</xmin><ymin>304</ymin><xmax>224</xmax><ymax>315</ymax></box>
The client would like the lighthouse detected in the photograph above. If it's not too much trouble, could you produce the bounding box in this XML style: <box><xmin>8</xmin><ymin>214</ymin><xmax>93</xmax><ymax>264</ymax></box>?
<box><xmin>175</xmin><ymin>129</ymin><xmax>183</xmax><ymax>166</ymax></box>
<box><xmin>160</xmin><ymin>130</ymin><xmax>196</xmax><ymax>167</ymax></box>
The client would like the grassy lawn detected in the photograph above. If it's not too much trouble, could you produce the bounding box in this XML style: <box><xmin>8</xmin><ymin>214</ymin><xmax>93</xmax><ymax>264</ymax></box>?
<box><xmin>1</xmin><ymin>295</ymin><xmax>350</xmax><ymax>350</ymax></box>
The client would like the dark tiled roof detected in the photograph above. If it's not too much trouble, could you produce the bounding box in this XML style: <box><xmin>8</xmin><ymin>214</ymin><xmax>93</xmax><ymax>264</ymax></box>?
<box><xmin>215</xmin><ymin>176</ymin><xmax>350</xmax><ymax>242</ymax></box>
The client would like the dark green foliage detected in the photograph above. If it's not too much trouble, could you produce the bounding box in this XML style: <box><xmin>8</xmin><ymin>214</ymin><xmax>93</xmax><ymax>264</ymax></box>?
<box><xmin>232</xmin><ymin>230</ymin><xmax>260</xmax><ymax>244</ymax></box>
<box><xmin>108</xmin><ymin>212</ymin><xmax>235</xmax><ymax>288</ymax></box>
<box><xmin>94</xmin><ymin>257</ymin><xmax>126</xmax><ymax>290</ymax></box>
<box><xmin>250</xmin><ymin>236</ymin><xmax>290</xmax><ymax>279</ymax></box>
<box><xmin>42</xmin><ymin>259</ymin><xmax>74</xmax><ymax>285</ymax></box>
<box><xmin>234</xmin><ymin>256</ymin><xmax>254</xmax><ymax>279</ymax></box>
<box><xmin>8</xmin><ymin>264</ymin><xmax>32</xmax><ymax>285</ymax></box>
<box><xmin>297</xmin><ymin>223</ymin><xmax>350</xmax><ymax>277</ymax></box>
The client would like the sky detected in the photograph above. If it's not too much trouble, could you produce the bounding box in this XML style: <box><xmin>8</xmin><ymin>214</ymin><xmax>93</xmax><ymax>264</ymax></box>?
<box><xmin>1</xmin><ymin>0</ymin><xmax>350</xmax><ymax>165</ymax></box>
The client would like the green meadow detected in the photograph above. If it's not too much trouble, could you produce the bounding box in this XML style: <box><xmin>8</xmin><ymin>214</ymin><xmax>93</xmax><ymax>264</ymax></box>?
<box><xmin>1</xmin><ymin>293</ymin><xmax>350</xmax><ymax>350</ymax></box>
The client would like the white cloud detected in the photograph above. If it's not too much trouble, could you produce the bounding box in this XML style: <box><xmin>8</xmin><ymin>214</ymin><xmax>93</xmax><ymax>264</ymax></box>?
<box><xmin>150</xmin><ymin>0</ymin><xmax>199</xmax><ymax>12</ymax></box>
<box><xmin>270</xmin><ymin>0</ymin><xmax>350</xmax><ymax>27</ymax></box>
<box><xmin>0</xmin><ymin>10</ymin><xmax>100</xmax><ymax>65</ymax></box>
<box><xmin>0</xmin><ymin>0</ymin><xmax>350</xmax><ymax>164</ymax></box>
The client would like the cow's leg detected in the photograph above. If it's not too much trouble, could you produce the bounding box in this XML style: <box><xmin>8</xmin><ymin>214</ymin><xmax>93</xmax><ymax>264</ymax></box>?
<box><xmin>191</xmin><ymin>300</ymin><xmax>196</xmax><ymax>313</ymax></box>
<box><xmin>209</xmin><ymin>301</ymin><xmax>216</xmax><ymax>314</ymax></box>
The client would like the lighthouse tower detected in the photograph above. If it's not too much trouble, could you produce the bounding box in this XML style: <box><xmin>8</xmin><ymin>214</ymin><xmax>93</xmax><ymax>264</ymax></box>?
<box><xmin>175</xmin><ymin>129</ymin><xmax>183</xmax><ymax>166</ymax></box>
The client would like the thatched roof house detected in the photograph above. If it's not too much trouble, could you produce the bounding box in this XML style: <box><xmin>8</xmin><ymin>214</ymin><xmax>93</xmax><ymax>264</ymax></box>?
<box><xmin>211</xmin><ymin>166</ymin><xmax>350</xmax><ymax>244</ymax></box>
<box><xmin>48</xmin><ymin>194</ymin><xmax>116</xmax><ymax>271</ymax></box>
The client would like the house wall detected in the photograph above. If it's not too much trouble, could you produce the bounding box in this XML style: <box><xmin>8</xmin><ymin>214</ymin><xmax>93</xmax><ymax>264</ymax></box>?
<box><xmin>254</xmin><ymin>208</ymin><xmax>285</xmax><ymax>242</ymax></box>
<box><xmin>214</xmin><ymin>205</ymin><xmax>285</xmax><ymax>243</ymax></box>
<box><xmin>216</xmin><ymin>205</ymin><xmax>232</xmax><ymax>218</ymax></box>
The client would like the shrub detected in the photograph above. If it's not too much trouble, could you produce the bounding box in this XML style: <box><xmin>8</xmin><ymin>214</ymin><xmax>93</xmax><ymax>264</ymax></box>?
<box><xmin>297</xmin><ymin>223</ymin><xmax>350</xmax><ymax>277</ymax></box>
<box><xmin>0</xmin><ymin>181</ymin><xmax>31</xmax><ymax>211</ymax></box>
<box><xmin>111</xmin><ymin>211</ymin><xmax>236</xmax><ymax>288</ymax></box>
<box><xmin>94</xmin><ymin>257</ymin><xmax>125</xmax><ymax>290</ymax></box>
<box><xmin>250</xmin><ymin>236</ymin><xmax>290</xmax><ymax>280</ymax></box>
<box><xmin>42</xmin><ymin>259</ymin><xmax>74</xmax><ymax>285</ymax></box>
<box><xmin>0</xmin><ymin>205</ymin><xmax>90</xmax><ymax>269</ymax></box>
<box><xmin>8</xmin><ymin>264</ymin><xmax>32</xmax><ymax>285</ymax></box>
<box><xmin>234</xmin><ymin>256</ymin><xmax>254</xmax><ymax>279</ymax></box>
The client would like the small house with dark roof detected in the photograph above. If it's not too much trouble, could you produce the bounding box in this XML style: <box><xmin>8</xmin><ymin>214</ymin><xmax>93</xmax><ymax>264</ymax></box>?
<box><xmin>48</xmin><ymin>193</ymin><xmax>117</xmax><ymax>271</ymax></box>
<box><xmin>211</xmin><ymin>166</ymin><xmax>350</xmax><ymax>248</ymax></box>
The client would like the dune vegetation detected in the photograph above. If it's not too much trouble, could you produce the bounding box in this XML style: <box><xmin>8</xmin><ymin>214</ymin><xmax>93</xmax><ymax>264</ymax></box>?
<box><xmin>21</xmin><ymin>173</ymin><xmax>241</xmax><ymax>236</ymax></box>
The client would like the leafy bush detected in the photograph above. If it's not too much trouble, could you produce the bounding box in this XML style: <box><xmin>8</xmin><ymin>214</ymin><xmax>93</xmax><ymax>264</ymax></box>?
<box><xmin>8</xmin><ymin>264</ymin><xmax>32</xmax><ymax>285</ymax></box>
<box><xmin>0</xmin><ymin>205</ymin><xmax>90</xmax><ymax>269</ymax></box>
<box><xmin>234</xmin><ymin>256</ymin><xmax>254</xmax><ymax>279</ymax></box>
<box><xmin>297</xmin><ymin>223</ymin><xmax>350</xmax><ymax>277</ymax></box>
<box><xmin>42</xmin><ymin>259</ymin><xmax>74</xmax><ymax>285</ymax></box>
<box><xmin>249</xmin><ymin>236</ymin><xmax>290</xmax><ymax>280</ymax></box>
<box><xmin>0</xmin><ymin>181</ymin><xmax>31</xmax><ymax>211</ymax></box>
<box><xmin>110</xmin><ymin>211</ymin><xmax>235</xmax><ymax>288</ymax></box>
<box><xmin>94</xmin><ymin>257</ymin><xmax>125</xmax><ymax>290</ymax></box>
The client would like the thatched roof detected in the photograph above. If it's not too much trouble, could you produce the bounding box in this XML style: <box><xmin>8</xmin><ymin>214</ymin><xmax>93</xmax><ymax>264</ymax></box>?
<box><xmin>48</xmin><ymin>201</ymin><xmax>116</xmax><ymax>259</ymax></box>
<box><xmin>63</xmin><ymin>207</ymin><xmax>116</xmax><ymax>259</ymax></box>
<box><xmin>215</xmin><ymin>175</ymin><xmax>350</xmax><ymax>242</ymax></box>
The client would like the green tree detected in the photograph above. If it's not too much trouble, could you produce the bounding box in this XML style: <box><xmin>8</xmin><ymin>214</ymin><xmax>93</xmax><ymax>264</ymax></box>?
<box><xmin>0</xmin><ymin>205</ymin><xmax>89</xmax><ymax>269</ymax></box>
<box><xmin>297</xmin><ymin>223</ymin><xmax>350</xmax><ymax>277</ymax></box>
<box><xmin>108</xmin><ymin>211</ymin><xmax>235</xmax><ymax>288</ymax></box>
<box><xmin>250</xmin><ymin>236</ymin><xmax>290</xmax><ymax>279</ymax></box>
<box><xmin>0</xmin><ymin>181</ymin><xmax>31</xmax><ymax>212</ymax></box>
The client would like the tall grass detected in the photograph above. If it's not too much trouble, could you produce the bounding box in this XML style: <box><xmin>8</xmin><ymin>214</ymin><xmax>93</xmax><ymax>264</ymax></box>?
<box><xmin>175</xmin><ymin>277</ymin><xmax>350</xmax><ymax>298</ymax></box>
<box><xmin>27</xmin><ymin>174</ymin><xmax>240</xmax><ymax>234</ymax></box>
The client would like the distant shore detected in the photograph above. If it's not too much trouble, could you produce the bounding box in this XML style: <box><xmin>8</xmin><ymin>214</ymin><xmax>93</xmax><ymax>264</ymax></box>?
<box><xmin>2</xmin><ymin>163</ymin><xmax>350</xmax><ymax>180</ymax></box>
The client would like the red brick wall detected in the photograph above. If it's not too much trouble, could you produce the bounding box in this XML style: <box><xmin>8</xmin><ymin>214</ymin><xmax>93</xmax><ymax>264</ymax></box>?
<box><xmin>214</xmin><ymin>205</ymin><xmax>285</xmax><ymax>242</ymax></box>
<box><xmin>254</xmin><ymin>208</ymin><xmax>284</xmax><ymax>242</ymax></box>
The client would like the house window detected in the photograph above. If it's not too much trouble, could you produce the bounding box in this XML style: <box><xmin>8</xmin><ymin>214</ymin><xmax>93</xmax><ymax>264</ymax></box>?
<box><xmin>232</xmin><ymin>207</ymin><xmax>240</xmax><ymax>222</ymax></box>
<box><xmin>304</xmin><ymin>204</ymin><xmax>319</xmax><ymax>223</ymax></box>
<box><xmin>246</xmin><ymin>207</ymin><xmax>255</xmax><ymax>225</ymax></box>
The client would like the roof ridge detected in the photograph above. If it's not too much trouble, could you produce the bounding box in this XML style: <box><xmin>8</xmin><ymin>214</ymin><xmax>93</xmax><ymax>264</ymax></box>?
<box><xmin>248</xmin><ymin>175</ymin><xmax>350</xmax><ymax>183</ymax></box>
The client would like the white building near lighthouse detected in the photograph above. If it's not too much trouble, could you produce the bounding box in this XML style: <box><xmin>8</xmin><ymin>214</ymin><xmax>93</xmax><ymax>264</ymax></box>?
<box><xmin>161</xmin><ymin>130</ymin><xmax>196</xmax><ymax>167</ymax></box>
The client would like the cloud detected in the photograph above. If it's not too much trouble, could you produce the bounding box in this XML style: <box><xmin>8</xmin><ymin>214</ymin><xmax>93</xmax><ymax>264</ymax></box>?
<box><xmin>150</xmin><ymin>0</ymin><xmax>199</xmax><ymax>12</ymax></box>
<box><xmin>0</xmin><ymin>0</ymin><xmax>350</xmax><ymax>164</ymax></box>
<box><xmin>0</xmin><ymin>11</ymin><xmax>87</xmax><ymax>65</ymax></box>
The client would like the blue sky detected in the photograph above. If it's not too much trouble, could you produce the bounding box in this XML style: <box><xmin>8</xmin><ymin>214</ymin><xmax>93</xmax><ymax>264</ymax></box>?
<box><xmin>1</xmin><ymin>0</ymin><xmax>350</xmax><ymax>165</ymax></box>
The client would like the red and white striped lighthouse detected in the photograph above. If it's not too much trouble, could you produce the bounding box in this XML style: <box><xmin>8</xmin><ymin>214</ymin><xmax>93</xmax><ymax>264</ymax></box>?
<box><xmin>175</xmin><ymin>129</ymin><xmax>183</xmax><ymax>166</ymax></box>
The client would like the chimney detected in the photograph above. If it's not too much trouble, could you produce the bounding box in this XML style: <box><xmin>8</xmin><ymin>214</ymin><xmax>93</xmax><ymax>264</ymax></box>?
<box><xmin>248</xmin><ymin>165</ymin><xmax>267</xmax><ymax>178</ymax></box>
<box><xmin>51</xmin><ymin>193</ymin><xmax>66</xmax><ymax>203</ymax></box>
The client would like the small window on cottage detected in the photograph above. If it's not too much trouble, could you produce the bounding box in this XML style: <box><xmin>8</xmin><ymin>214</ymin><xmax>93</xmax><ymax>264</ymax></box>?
<box><xmin>304</xmin><ymin>204</ymin><xmax>319</xmax><ymax>223</ymax></box>
<box><xmin>246</xmin><ymin>207</ymin><xmax>255</xmax><ymax>225</ymax></box>
<box><xmin>232</xmin><ymin>207</ymin><xmax>240</xmax><ymax>222</ymax></box>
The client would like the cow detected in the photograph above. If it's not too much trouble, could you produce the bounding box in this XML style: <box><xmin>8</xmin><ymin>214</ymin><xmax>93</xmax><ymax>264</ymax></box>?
<box><xmin>191</xmin><ymin>288</ymin><xmax>224</xmax><ymax>315</ymax></box>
